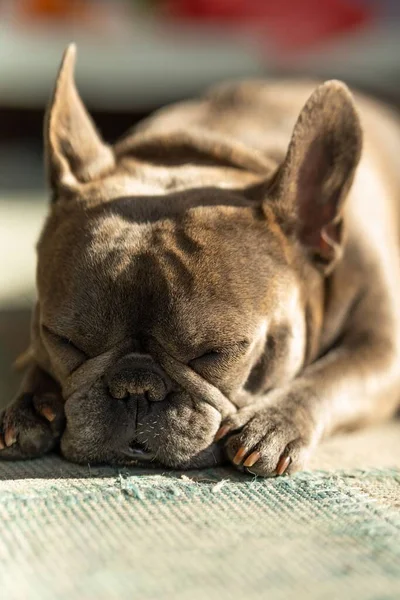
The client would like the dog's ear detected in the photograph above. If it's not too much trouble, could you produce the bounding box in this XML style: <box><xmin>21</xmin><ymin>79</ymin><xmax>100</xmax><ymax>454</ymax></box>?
<box><xmin>44</xmin><ymin>44</ymin><xmax>115</xmax><ymax>196</ymax></box>
<box><xmin>270</xmin><ymin>81</ymin><xmax>362</xmax><ymax>272</ymax></box>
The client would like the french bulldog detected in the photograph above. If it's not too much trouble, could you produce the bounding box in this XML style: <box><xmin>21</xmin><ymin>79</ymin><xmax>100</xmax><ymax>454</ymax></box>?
<box><xmin>1</xmin><ymin>44</ymin><xmax>400</xmax><ymax>476</ymax></box>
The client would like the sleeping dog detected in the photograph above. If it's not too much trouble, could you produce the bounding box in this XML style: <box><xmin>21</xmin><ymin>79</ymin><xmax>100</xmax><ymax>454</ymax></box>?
<box><xmin>1</xmin><ymin>45</ymin><xmax>400</xmax><ymax>476</ymax></box>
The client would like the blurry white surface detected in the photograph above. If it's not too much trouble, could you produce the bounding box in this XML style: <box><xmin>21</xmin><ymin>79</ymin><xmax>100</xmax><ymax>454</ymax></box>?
<box><xmin>1</xmin><ymin>16</ymin><xmax>400</xmax><ymax>110</ymax></box>
<box><xmin>295</xmin><ymin>21</ymin><xmax>400</xmax><ymax>93</ymax></box>
<box><xmin>0</xmin><ymin>195</ymin><xmax>46</xmax><ymax>308</ymax></box>
<box><xmin>0</xmin><ymin>21</ymin><xmax>266</xmax><ymax>110</ymax></box>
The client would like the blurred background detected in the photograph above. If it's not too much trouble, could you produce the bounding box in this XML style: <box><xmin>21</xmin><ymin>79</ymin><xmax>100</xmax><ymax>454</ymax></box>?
<box><xmin>1</xmin><ymin>0</ymin><xmax>400</xmax><ymax>403</ymax></box>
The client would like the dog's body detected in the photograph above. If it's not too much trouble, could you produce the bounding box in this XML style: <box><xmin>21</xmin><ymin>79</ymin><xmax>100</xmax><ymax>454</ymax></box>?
<box><xmin>1</xmin><ymin>46</ymin><xmax>400</xmax><ymax>475</ymax></box>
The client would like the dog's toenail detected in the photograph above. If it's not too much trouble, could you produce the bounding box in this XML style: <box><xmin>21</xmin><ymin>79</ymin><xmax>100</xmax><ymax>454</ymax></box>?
<box><xmin>214</xmin><ymin>425</ymin><xmax>231</xmax><ymax>441</ymax></box>
<box><xmin>233</xmin><ymin>446</ymin><xmax>248</xmax><ymax>465</ymax></box>
<box><xmin>243</xmin><ymin>451</ymin><xmax>261</xmax><ymax>468</ymax></box>
<box><xmin>40</xmin><ymin>406</ymin><xmax>56</xmax><ymax>422</ymax></box>
<box><xmin>276</xmin><ymin>455</ymin><xmax>291</xmax><ymax>475</ymax></box>
<box><xmin>5</xmin><ymin>427</ymin><xmax>17</xmax><ymax>447</ymax></box>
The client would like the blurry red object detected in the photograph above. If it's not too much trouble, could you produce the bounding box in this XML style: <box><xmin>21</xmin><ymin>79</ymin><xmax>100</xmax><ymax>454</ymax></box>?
<box><xmin>21</xmin><ymin>0</ymin><xmax>86</xmax><ymax>18</ymax></box>
<box><xmin>165</xmin><ymin>0</ymin><xmax>372</xmax><ymax>54</ymax></box>
<box><xmin>15</xmin><ymin>0</ymin><xmax>124</xmax><ymax>33</ymax></box>
<box><xmin>165</xmin><ymin>0</ymin><xmax>264</xmax><ymax>20</ymax></box>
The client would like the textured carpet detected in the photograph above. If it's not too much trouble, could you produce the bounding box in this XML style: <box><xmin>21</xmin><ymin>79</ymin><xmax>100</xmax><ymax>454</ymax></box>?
<box><xmin>1</xmin><ymin>455</ymin><xmax>400</xmax><ymax>600</ymax></box>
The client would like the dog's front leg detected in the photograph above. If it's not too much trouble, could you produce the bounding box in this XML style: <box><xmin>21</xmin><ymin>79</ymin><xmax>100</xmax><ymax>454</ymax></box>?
<box><xmin>0</xmin><ymin>364</ymin><xmax>65</xmax><ymax>459</ymax></box>
<box><xmin>219</xmin><ymin>313</ymin><xmax>400</xmax><ymax>476</ymax></box>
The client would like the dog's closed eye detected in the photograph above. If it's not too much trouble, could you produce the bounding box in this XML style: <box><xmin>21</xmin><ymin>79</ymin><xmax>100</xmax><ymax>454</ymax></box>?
<box><xmin>192</xmin><ymin>349</ymin><xmax>221</xmax><ymax>362</ymax></box>
<box><xmin>189</xmin><ymin>340</ymin><xmax>250</xmax><ymax>371</ymax></box>
<box><xmin>41</xmin><ymin>324</ymin><xmax>88</xmax><ymax>373</ymax></box>
<box><xmin>42</xmin><ymin>325</ymin><xmax>85</xmax><ymax>353</ymax></box>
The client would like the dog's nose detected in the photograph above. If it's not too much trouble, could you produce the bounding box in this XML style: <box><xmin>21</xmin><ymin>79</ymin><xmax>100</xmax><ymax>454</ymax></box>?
<box><xmin>106</xmin><ymin>353</ymin><xmax>169</xmax><ymax>402</ymax></box>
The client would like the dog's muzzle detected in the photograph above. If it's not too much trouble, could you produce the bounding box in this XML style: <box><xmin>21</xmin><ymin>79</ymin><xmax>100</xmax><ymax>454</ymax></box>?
<box><xmin>61</xmin><ymin>337</ymin><xmax>236</xmax><ymax>465</ymax></box>
<box><xmin>104</xmin><ymin>352</ymin><xmax>173</xmax><ymax>461</ymax></box>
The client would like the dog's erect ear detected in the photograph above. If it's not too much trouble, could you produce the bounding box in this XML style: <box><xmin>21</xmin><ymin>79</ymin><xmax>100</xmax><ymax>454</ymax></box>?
<box><xmin>45</xmin><ymin>44</ymin><xmax>115</xmax><ymax>196</ymax></box>
<box><xmin>270</xmin><ymin>81</ymin><xmax>362</xmax><ymax>272</ymax></box>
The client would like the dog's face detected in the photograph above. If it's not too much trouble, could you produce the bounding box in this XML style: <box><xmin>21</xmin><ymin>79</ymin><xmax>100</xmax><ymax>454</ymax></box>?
<box><xmin>31</xmin><ymin>47</ymin><xmax>361</xmax><ymax>467</ymax></box>
<box><xmin>36</xmin><ymin>187</ymin><xmax>308</xmax><ymax>467</ymax></box>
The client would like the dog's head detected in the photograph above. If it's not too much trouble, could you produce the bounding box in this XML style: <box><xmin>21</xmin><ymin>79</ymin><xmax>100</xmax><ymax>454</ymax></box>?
<box><xmin>31</xmin><ymin>46</ymin><xmax>362</xmax><ymax>467</ymax></box>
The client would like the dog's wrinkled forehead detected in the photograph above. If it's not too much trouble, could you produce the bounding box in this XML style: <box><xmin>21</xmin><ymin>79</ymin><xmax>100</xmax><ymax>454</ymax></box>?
<box><xmin>38</xmin><ymin>191</ymin><xmax>282</xmax><ymax>359</ymax></box>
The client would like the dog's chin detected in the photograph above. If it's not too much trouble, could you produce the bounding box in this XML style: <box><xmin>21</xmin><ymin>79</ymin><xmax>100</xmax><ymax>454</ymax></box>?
<box><xmin>60</xmin><ymin>381</ymin><xmax>224</xmax><ymax>468</ymax></box>
<box><xmin>119</xmin><ymin>439</ymin><xmax>226</xmax><ymax>469</ymax></box>
<box><xmin>61</xmin><ymin>428</ymin><xmax>226</xmax><ymax>469</ymax></box>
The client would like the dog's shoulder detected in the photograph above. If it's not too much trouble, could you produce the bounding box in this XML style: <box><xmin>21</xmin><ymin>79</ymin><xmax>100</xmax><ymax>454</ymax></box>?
<box><xmin>131</xmin><ymin>79</ymin><xmax>318</xmax><ymax>147</ymax></box>
<box><xmin>116</xmin><ymin>79</ymin><xmax>323</xmax><ymax>173</ymax></box>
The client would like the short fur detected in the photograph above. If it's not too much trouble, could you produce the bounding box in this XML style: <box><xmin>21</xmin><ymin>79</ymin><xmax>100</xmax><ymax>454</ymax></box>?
<box><xmin>1</xmin><ymin>45</ymin><xmax>400</xmax><ymax>475</ymax></box>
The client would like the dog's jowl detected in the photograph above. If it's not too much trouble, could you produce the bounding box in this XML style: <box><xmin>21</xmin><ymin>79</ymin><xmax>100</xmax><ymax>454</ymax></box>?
<box><xmin>1</xmin><ymin>45</ymin><xmax>400</xmax><ymax>475</ymax></box>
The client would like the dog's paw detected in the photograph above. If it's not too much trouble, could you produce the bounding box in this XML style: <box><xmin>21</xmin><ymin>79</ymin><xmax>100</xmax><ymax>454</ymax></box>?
<box><xmin>217</xmin><ymin>390</ymin><xmax>317</xmax><ymax>476</ymax></box>
<box><xmin>0</xmin><ymin>392</ymin><xmax>65</xmax><ymax>460</ymax></box>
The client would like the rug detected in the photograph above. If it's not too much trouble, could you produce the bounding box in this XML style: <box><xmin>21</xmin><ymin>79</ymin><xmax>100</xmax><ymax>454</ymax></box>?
<box><xmin>1</xmin><ymin>456</ymin><xmax>399</xmax><ymax>600</ymax></box>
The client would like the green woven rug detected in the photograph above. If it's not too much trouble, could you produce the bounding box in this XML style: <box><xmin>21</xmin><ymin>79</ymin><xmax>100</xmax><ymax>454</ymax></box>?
<box><xmin>1</xmin><ymin>457</ymin><xmax>399</xmax><ymax>600</ymax></box>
